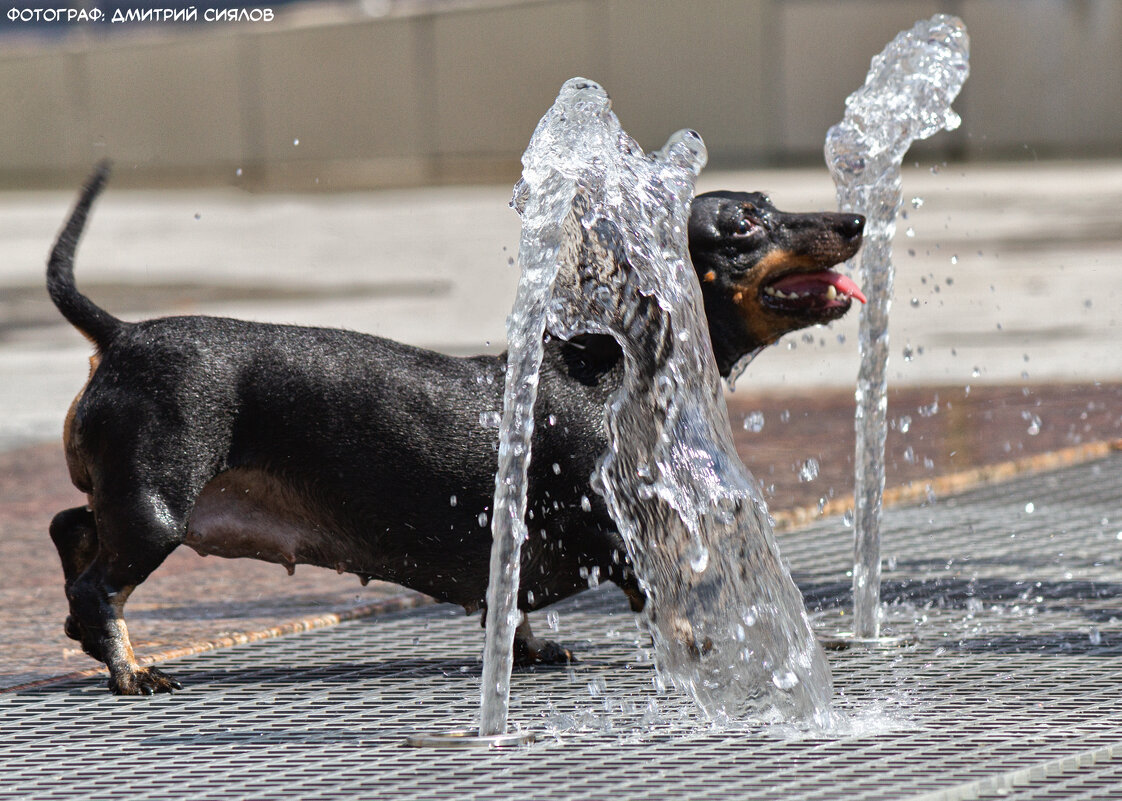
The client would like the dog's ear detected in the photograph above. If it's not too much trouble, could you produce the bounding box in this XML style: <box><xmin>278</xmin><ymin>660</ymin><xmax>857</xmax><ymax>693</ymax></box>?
<box><xmin>688</xmin><ymin>194</ymin><xmax>725</xmax><ymax>247</ymax></box>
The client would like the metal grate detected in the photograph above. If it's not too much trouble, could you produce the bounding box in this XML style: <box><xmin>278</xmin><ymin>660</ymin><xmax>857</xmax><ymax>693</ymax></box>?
<box><xmin>3</xmin><ymin>454</ymin><xmax>1122</xmax><ymax>800</ymax></box>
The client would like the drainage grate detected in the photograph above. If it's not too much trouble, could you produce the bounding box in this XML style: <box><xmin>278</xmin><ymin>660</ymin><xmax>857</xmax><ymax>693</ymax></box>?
<box><xmin>3</xmin><ymin>454</ymin><xmax>1122</xmax><ymax>800</ymax></box>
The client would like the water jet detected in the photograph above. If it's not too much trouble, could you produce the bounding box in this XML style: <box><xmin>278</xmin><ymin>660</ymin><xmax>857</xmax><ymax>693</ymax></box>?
<box><xmin>475</xmin><ymin>78</ymin><xmax>834</xmax><ymax>736</ymax></box>
<box><xmin>824</xmin><ymin>14</ymin><xmax>970</xmax><ymax>643</ymax></box>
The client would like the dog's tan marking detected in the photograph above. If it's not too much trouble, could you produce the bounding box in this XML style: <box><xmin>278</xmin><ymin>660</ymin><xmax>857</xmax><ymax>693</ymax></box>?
<box><xmin>751</xmin><ymin>248</ymin><xmax>818</xmax><ymax>276</ymax></box>
<box><xmin>187</xmin><ymin>468</ymin><xmax>359</xmax><ymax>574</ymax></box>
<box><xmin>63</xmin><ymin>353</ymin><xmax>100</xmax><ymax>493</ymax></box>
<box><xmin>729</xmin><ymin>248</ymin><xmax>833</xmax><ymax>347</ymax></box>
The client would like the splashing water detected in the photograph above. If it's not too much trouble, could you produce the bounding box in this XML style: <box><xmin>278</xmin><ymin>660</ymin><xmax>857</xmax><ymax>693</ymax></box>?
<box><xmin>480</xmin><ymin>78</ymin><xmax>833</xmax><ymax>732</ymax></box>
<box><xmin>477</xmin><ymin>79</ymin><xmax>605</xmax><ymax>736</ymax></box>
<box><xmin>825</xmin><ymin>15</ymin><xmax>969</xmax><ymax>638</ymax></box>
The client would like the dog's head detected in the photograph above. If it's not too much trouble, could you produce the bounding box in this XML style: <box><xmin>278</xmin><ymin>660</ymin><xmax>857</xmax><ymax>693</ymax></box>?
<box><xmin>688</xmin><ymin>190</ymin><xmax>866</xmax><ymax>375</ymax></box>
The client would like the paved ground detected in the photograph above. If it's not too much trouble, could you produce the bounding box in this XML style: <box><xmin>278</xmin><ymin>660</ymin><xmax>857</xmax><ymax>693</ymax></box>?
<box><xmin>1</xmin><ymin>159</ymin><xmax>1121</xmax><ymax>691</ymax></box>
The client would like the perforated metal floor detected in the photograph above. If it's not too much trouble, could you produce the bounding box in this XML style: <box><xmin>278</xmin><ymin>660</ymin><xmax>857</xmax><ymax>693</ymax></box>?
<box><xmin>4</xmin><ymin>454</ymin><xmax>1122</xmax><ymax>801</ymax></box>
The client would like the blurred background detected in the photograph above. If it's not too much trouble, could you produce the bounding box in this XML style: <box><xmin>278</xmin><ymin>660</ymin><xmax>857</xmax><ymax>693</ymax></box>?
<box><xmin>1</xmin><ymin>0</ymin><xmax>1119</xmax><ymax>188</ymax></box>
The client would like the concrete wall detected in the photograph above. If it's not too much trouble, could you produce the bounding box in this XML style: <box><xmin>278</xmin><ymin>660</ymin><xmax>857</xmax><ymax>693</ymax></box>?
<box><xmin>1</xmin><ymin>0</ymin><xmax>1119</xmax><ymax>189</ymax></box>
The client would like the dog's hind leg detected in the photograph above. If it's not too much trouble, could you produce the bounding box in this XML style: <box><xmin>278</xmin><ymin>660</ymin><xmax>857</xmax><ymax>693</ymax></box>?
<box><xmin>49</xmin><ymin>506</ymin><xmax>103</xmax><ymax>647</ymax></box>
<box><xmin>60</xmin><ymin>488</ymin><xmax>188</xmax><ymax>695</ymax></box>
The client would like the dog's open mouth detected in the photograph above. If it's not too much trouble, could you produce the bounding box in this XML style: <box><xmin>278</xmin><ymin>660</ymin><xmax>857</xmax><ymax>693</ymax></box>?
<box><xmin>761</xmin><ymin>269</ymin><xmax>867</xmax><ymax>317</ymax></box>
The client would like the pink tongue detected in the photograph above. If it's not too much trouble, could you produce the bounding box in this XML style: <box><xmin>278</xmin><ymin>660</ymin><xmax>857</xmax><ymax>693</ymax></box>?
<box><xmin>771</xmin><ymin>271</ymin><xmax>867</xmax><ymax>304</ymax></box>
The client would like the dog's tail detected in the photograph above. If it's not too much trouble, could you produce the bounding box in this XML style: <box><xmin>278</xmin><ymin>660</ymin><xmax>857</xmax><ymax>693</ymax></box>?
<box><xmin>47</xmin><ymin>160</ymin><xmax>125</xmax><ymax>350</ymax></box>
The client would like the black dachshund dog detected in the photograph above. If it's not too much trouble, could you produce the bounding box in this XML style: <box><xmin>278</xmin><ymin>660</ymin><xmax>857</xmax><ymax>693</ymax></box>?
<box><xmin>47</xmin><ymin>163</ymin><xmax>864</xmax><ymax>694</ymax></box>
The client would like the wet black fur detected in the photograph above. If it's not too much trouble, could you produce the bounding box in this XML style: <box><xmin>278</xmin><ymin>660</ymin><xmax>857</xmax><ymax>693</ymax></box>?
<box><xmin>47</xmin><ymin>162</ymin><xmax>863</xmax><ymax>694</ymax></box>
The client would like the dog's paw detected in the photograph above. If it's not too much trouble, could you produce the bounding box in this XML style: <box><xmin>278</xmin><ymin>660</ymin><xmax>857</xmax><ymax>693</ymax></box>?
<box><xmin>108</xmin><ymin>666</ymin><xmax>183</xmax><ymax>696</ymax></box>
<box><xmin>513</xmin><ymin>636</ymin><xmax>575</xmax><ymax>667</ymax></box>
<box><xmin>668</xmin><ymin>616</ymin><xmax>712</xmax><ymax>660</ymax></box>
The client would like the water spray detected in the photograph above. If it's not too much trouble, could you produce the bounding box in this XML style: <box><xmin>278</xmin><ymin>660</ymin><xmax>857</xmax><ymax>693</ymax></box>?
<box><xmin>824</xmin><ymin>14</ymin><xmax>970</xmax><ymax>643</ymax></box>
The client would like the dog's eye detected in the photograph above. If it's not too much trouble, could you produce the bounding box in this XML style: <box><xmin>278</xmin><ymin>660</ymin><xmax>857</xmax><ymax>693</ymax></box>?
<box><xmin>735</xmin><ymin>216</ymin><xmax>757</xmax><ymax>235</ymax></box>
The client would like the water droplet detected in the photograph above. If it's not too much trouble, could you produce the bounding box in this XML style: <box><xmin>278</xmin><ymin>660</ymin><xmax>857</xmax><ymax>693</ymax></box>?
<box><xmin>971</xmin><ymin>366</ymin><xmax>981</xmax><ymax>378</ymax></box>
<box><xmin>293</xmin><ymin>138</ymin><xmax>300</xmax><ymax>146</ymax></box>
<box><xmin>950</xmin><ymin>254</ymin><xmax>958</xmax><ymax>264</ymax></box>
<box><xmin>797</xmin><ymin>458</ymin><xmax>819</xmax><ymax>482</ymax></box>
<box><xmin>585</xmin><ymin>566</ymin><xmax>600</xmax><ymax>588</ymax></box>
<box><xmin>910</xmin><ymin>196</ymin><xmax>925</xmax><ymax>209</ymax></box>
<box><xmin>903</xmin><ymin>446</ymin><xmax>916</xmax><ymax>464</ymax></box>
<box><xmin>690</xmin><ymin>546</ymin><xmax>710</xmax><ymax>573</ymax></box>
<box><xmin>905</xmin><ymin>226</ymin><xmax>915</xmax><ymax>238</ymax></box>
<box><xmin>546</xmin><ymin>610</ymin><xmax>559</xmax><ymax>631</ymax></box>
<box><xmin>897</xmin><ymin>415</ymin><xmax>912</xmax><ymax>433</ymax></box>
<box><xmin>477</xmin><ymin>512</ymin><xmax>488</xmax><ymax>527</ymax></box>
<box><xmin>910</xmin><ymin>297</ymin><xmax>920</xmax><ymax>307</ymax></box>
<box><xmin>235</xmin><ymin>167</ymin><xmax>243</xmax><ymax>177</ymax></box>
<box><xmin>193</xmin><ymin>213</ymin><xmax>201</xmax><ymax>220</ymax></box>
<box><xmin>580</xmin><ymin>495</ymin><xmax>592</xmax><ymax>512</ymax></box>
<box><xmin>551</xmin><ymin>463</ymin><xmax>562</xmax><ymax>475</ymax></box>
<box><xmin>1089</xmin><ymin>628</ymin><xmax>1102</xmax><ymax>646</ymax></box>
<box><xmin>742</xmin><ymin>411</ymin><xmax>765</xmax><ymax>433</ymax></box>
<box><xmin>1024</xmin><ymin>502</ymin><xmax>1035</xmax><ymax>514</ymax></box>
<box><xmin>449</xmin><ymin>494</ymin><xmax>457</xmax><ymax>507</ymax></box>
<box><xmin>771</xmin><ymin>670</ymin><xmax>799</xmax><ymax>691</ymax></box>
<box><xmin>842</xmin><ymin>509</ymin><xmax>855</xmax><ymax>528</ymax></box>
<box><xmin>902</xmin><ymin>344</ymin><xmax>914</xmax><ymax>361</ymax></box>
<box><xmin>479</xmin><ymin>411</ymin><xmax>501</xmax><ymax>428</ymax></box>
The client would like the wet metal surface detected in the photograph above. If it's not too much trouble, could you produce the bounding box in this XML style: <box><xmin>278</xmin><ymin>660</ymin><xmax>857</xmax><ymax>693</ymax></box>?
<box><xmin>4</xmin><ymin>454</ymin><xmax>1122</xmax><ymax>800</ymax></box>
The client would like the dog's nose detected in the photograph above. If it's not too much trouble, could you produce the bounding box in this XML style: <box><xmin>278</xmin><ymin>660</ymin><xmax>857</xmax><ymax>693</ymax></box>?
<box><xmin>839</xmin><ymin>214</ymin><xmax>865</xmax><ymax>239</ymax></box>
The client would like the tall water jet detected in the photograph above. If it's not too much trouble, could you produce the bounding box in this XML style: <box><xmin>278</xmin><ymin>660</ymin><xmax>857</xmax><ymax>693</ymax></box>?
<box><xmin>479</xmin><ymin>78</ymin><xmax>833</xmax><ymax>732</ymax></box>
<box><xmin>475</xmin><ymin>80</ymin><xmax>601</xmax><ymax>737</ymax></box>
<box><xmin>825</xmin><ymin>15</ymin><xmax>969</xmax><ymax>639</ymax></box>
